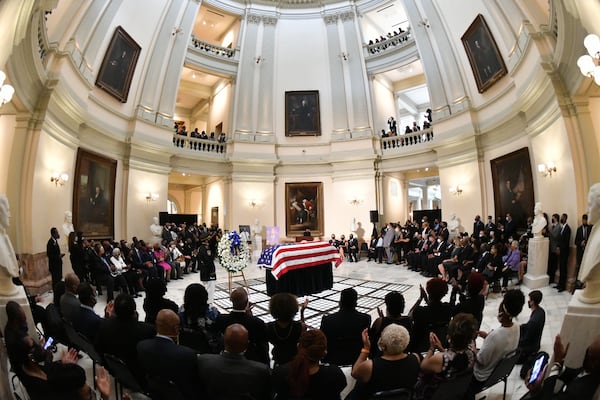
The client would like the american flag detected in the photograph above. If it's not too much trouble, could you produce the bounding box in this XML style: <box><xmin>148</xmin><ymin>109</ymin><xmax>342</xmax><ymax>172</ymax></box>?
<box><xmin>257</xmin><ymin>242</ymin><xmax>342</xmax><ymax>279</ymax></box>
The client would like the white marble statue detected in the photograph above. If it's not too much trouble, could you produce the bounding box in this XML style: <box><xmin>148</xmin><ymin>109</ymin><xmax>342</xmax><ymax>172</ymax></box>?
<box><xmin>251</xmin><ymin>219</ymin><xmax>263</xmax><ymax>255</ymax></box>
<box><xmin>448</xmin><ymin>213</ymin><xmax>460</xmax><ymax>233</ymax></box>
<box><xmin>150</xmin><ymin>216</ymin><xmax>162</xmax><ymax>243</ymax></box>
<box><xmin>531</xmin><ymin>202</ymin><xmax>546</xmax><ymax>238</ymax></box>
<box><xmin>578</xmin><ymin>183</ymin><xmax>600</xmax><ymax>303</ymax></box>
<box><xmin>0</xmin><ymin>195</ymin><xmax>19</xmax><ymax>295</ymax></box>
<box><xmin>62</xmin><ymin>210</ymin><xmax>74</xmax><ymax>237</ymax></box>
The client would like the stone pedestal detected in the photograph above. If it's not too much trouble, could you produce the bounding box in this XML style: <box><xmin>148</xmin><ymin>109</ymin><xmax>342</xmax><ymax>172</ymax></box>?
<box><xmin>18</xmin><ymin>252</ymin><xmax>52</xmax><ymax>295</ymax></box>
<box><xmin>559</xmin><ymin>295</ymin><xmax>600</xmax><ymax>367</ymax></box>
<box><xmin>523</xmin><ymin>237</ymin><xmax>550</xmax><ymax>289</ymax></box>
<box><xmin>0</xmin><ymin>286</ymin><xmax>37</xmax><ymax>342</ymax></box>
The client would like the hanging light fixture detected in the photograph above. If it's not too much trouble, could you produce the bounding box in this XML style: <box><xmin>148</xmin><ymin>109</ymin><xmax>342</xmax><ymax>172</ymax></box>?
<box><xmin>577</xmin><ymin>34</ymin><xmax>600</xmax><ymax>86</ymax></box>
<box><xmin>0</xmin><ymin>70</ymin><xmax>15</xmax><ymax>107</ymax></box>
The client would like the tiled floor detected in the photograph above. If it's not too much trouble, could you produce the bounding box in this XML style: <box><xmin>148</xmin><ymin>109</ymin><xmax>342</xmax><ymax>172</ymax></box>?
<box><xmin>41</xmin><ymin>257</ymin><xmax>572</xmax><ymax>399</ymax></box>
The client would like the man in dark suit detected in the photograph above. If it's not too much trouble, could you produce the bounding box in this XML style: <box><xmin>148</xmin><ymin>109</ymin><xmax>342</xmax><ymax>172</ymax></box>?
<box><xmin>215</xmin><ymin>287</ymin><xmax>269</xmax><ymax>365</ymax></box>
<box><xmin>504</xmin><ymin>213</ymin><xmax>517</xmax><ymax>241</ymax></box>
<box><xmin>320</xmin><ymin>288</ymin><xmax>371</xmax><ymax>365</ymax></box>
<box><xmin>197</xmin><ymin>323</ymin><xmax>271</xmax><ymax>399</ymax></box>
<box><xmin>473</xmin><ymin>215</ymin><xmax>485</xmax><ymax>238</ymax></box>
<box><xmin>557</xmin><ymin>213</ymin><xmax>571</xmax><ymax>292</ymax></box>
<box><xmin>526</xmin><ymin>334</ymin><xmax>600</xmax><ymax>399</ymax></box>
<box><xmin>574</xmin><ymin>214</ymin><xmax>592</xmax><ymax>288</ymax></box>
<box><xmin>137</xmin><ymin>309</ymin><xmax>200</xmax><ymax>399</ymax></box>
<box><xmin>73</xmin><ymin>282</ymin><xmax>101</xmax><ymax>342</ymax></box>
<box><xmin>46</xmin><ymin>227</ymin><xmax>63</xmax><ymax>290</ymax></box>
<box><xmin>95</xmin><ymin>293</ymin><xmax>155</xmax><ymax>384</ymax></box>
<box><xmin>347</xmin><ymin>233</ymin><xmax>359</xmax><ymax>262</ymax></box>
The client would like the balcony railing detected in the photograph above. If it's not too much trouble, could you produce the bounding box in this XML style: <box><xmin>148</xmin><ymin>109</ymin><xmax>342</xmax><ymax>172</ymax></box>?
<box><xmin>190</xmin><ymin>36</ymin><xmax>236</xmax><ymax>58</ymax></box>
<box><xmin>366</xmin><ymin>29</ymin><xmax>412</xmax><ymax>55</ymax></box>
<box><xmin>172</xmin><ymin>133</ymin><xmax>227</xmax><ymax>155</ymax></box>
<box><xmin>381</xmin><ymin>127</ymin><xmax>434</xmax><ymax>151</ymax></box>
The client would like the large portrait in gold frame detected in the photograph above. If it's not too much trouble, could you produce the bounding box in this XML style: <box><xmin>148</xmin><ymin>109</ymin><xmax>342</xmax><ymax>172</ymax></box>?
<box><xmin>285</xmin><ymin>182</ymin><xmax>323</xmax><ymax>236</ymax></box>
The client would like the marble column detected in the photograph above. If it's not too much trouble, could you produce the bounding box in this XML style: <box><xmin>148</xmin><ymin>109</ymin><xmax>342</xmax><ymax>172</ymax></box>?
<box><xmin>523</xmin><ymin>237</ymin><xmax>550</xmax><ymax>288</ymax></box>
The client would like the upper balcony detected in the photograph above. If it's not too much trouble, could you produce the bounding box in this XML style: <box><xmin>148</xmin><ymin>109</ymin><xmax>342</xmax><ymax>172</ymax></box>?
<box><xmin>186</xmin><ymin>36</ymin><xmax>240</xmax><ymax>76</ymax></box>
<box><xmin>363</xmin><ymin>29</ymin><xmax>419</xmax><ymax>74</ymax></box>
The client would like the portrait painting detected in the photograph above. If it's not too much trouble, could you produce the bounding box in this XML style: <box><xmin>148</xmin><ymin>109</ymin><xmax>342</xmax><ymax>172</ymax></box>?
<box><xmin>461</xmin><ymin>14</ymin><xmax>508</xmax><ymax>93</ymax></box>
<box><xmin>490</xmin><ymin>148</ymin><xmax>535</xmax><ymax>232</ymax></box>
<box><xmin>285</xmin><ymin>182</ymin><xmax>323</xmax><ymax>236</ymax></box>
<box><xmin>266</xmin><ymin>226</ymin><xmax>281</xmax><ymax>246</ymax></box>
<box><xmin>285</xmin><ymin>91</ymin><xmax>321</xmax><ymax>136</ymax></box>
<box><xmin>73</xmin><ymin>149</ymin><xmax>117</xmax><ymax>239</ymax></box>
<box><xmin>95</xmin><ymin>26</ymin><xmax>141</xmax><ymax>103</ymax></box>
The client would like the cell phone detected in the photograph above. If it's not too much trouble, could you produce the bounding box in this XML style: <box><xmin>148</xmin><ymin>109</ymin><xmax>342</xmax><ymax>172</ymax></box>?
<box><xmin>43</xmin><ymin>337</ymin><xmax>54</xmax><ymax>350</ymax></box>
<box><xmin>528</xmin><ymin>352</ymin><xmax>549</xmax><ymax>384</ymax></box>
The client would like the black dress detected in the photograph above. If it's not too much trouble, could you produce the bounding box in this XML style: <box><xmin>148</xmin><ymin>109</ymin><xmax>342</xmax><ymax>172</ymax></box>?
<box><xmin>272</xmin><ymin>362</ymin><xmax>347</xmax><ymax>399</ymax></box>
<box><xmin>348</xmin><ymin>355</ymin><xmax>420</xmax><ymax>400</ymax></box>
<box><xmin>265</xmin><ymin>321</ymin><xmax>303</xmax><ymax>365</ymax></box>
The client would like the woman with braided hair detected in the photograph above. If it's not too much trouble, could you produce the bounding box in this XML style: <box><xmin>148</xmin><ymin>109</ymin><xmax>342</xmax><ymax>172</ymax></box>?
<box><xmin>273</xmin><ymin>329</ymin><xmax>347</xmax><ymax>399</ymax></box>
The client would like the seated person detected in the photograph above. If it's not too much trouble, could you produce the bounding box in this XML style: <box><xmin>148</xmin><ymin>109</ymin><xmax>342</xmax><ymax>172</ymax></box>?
<box><xmin>142</xmin><ymin>277</ymin><xmax>178</xmax><ymax>325</ymax></box>
<box><xmin>338</xmin><ymin>234</ymin><xmax>348</xmax><ymax>259</ymax></box>
<box><xmin>369</xmin><ymin>291</ymin><xmax>412</xmax><ymax>358</ymax></box>
<box><xmin>501</xmin><ymin>240</ymin><xmax>521</xmax><ymax>289</ymax></box>
<box><xmin>178</xmin><ymin>283</ymin><xmax>221</xmax><ymax>354</ymax></box>
<box><xmin>367</xmin><ymin>234</ymin><xmax>377</xmax><ymax>261</ymax></box>
<box><xmin>321</xmin><ymin>288</ymin><xmax>371</xmax><ymax>365</ymax></box>
<box><xmin>524</xmin><ymin>334</ymin><xmax>600</xmax><ymax>399</ymax></box>
<box><xmin>518</xmin><ymin>290</ymin><xmax>545</xmax><ymax>370</ymax></box>
<box><xmin>481</xmin><ymin>244</ymin><xmax>503</xmax><ymax>287</ymax></box>
<box><xmin>266</xmin><ymin>293</ymin><xmax>307</xmax><ymax>366</ymax></box>
<box><xmin>409</xmin><ymin>278</ymin><xmax>452</xmax><ymax>353</ymax></box>
<box><xmin>272</xmin><ymin>329</ymin><xmax>346</xmax><ymax>399</ymax></box>
<box><xmin>450</xmin><ymin>271</ymin><xmax>487</xmax><ymax>330</ymax></box>
<box><xmin>470</xmin><ymin>289</ymin><xmax>525</xmax><ymax>394</ymax></box>
<box><xmin>414</xmin><ymin>313</ymin><xmax>478</xmax><ymax>400</ymax></box>
<box><xmin>348</xmin><ymin>324</ymin><xmax>420</xmax><ymax>400</ymax></box>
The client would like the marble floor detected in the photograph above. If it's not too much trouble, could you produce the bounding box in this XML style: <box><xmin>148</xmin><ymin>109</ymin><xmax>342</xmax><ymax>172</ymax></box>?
<box><xmin>39</xmin><ymin>257</ymin><xmax>573</xmax><ymax>400</ymax></box>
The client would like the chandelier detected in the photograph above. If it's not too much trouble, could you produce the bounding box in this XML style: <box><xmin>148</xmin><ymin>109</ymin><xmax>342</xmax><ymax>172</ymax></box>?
<box><xmin>578</xmin><ymin>34</ymin><xmax>600</xmax><ymax>85</ymax></box>
<box><xmin>0</xmin><ymin>70</ymin><xmax>15</xmax><ymax>106</ymax></box>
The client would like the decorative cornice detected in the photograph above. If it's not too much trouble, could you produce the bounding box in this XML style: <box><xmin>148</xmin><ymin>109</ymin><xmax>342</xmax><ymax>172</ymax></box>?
<box><xmin>339</xmin><ymin>11</ymin><xmax>354</xmax><ymax>22</ymax></box>
<box><xmin>262</xmin><ymin>16</ymin><xmax>278</xmax><ymax>25</ymax></box>
<box><xmin>247</xmin><ymin>14</ymin><xmax>262</xmax><ymax>24</ymax></box>
<box><xmin>323</xmin><ymin>14</ymin><xmax>338</xmax><ymax>25</ymax></box>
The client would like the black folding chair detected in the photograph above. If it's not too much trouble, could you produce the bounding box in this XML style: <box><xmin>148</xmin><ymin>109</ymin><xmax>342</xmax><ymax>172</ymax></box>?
<box><xmin>431</xmin><ymin>368</ymin><xmax>473</xmax><ymax>400</ymax></box>
<box><xmin>103</xmin><ymin>353</ymin><xmax>145</xmax><ymax>399</ymax></box>
<box><xmin>477</xmin><ymin>351</ymin><xmax>520</xmax><ymax>400</ymax></box>
<box><xmin>63</xmin><ymin>322</ymin><xmax>103</xmax><ymax>388</ymax></box>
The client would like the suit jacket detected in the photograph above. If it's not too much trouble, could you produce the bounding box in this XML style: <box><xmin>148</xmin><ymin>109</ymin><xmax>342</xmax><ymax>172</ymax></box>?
<box><xmin>46</xmin><ymin>238</ymin><xmax>62</xmax><ymax>269</ymax></box>
<box><xmin>320</xmin><ymin>308</ymin><xmax>371</xmax><ymax>365</ymax></box>
<box><xmin>215</xmin><ymin>312</ymin><xmax>269</xmax><ymax>364</ymax></box>
<box><xmin>197</xmin><ymin>352</ymin><xmax>271</xmax><ymax>400</ymax></box>
<box><xmin>475</xmin><ymin>251</ymin><xmax>493</xmax><ymax>273</ymax></box>
<box><xmin>559</xmin><ymin>224</ymin><xmax>571</xmax><ymax>252</ymax></box>
<box><xmin>383</xmin><ymin>228</ymin><xmax>395</xmax><ymax>247</ymax></box>
<box><xmin>473</xmin><ymin>220</ymin><xmax>484</xmax><ymax>237</ymax></box>
<box><xmin>541</xmin><ymin>367</ymin><xmax>599</xmax><ymax>399</ymax></box>
<box><xmin>575</xmin><ymin>224</ymin><xmax>592</xmax><ymax>252</ymax></box>
<box><xmin>73</xmin><ymin>305</ymin><xmax>101</xmax><ymax>342</ymax></box>
<box><xmin>95</xmin><ymin>317</ymin><xmax>156</xmax><ymax>382</ymax></box>
<box><xmin>504</xmin><ymin>219</ymin><xmax>517</xmax><ymax>240</ymax></box>
<box><xmin>137</xmin><ymin>336</ymin><xmax>200</xmax><ymax>399</ymax></box>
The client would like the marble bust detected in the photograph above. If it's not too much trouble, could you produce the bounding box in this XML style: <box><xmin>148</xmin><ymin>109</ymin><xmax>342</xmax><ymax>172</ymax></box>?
<box><xmin>579</xmin><ymin>183</ymin><xmax>600</xmax><ymax>303</ymax></box>
<box><xmin>531</xmin><ymin>202</ymin><xmax>546</xmax><ymax>238</ymax></box>
<box><xmin>0</xmin><ymin>195</ymin><xmax>19</xmax><ymax>295</ymax></box>
<box><xmin>62</xmin><ymin>210</ymin><xmax>74</xmax><ymax>236</ymax></box>
<box><xmin>251</xmin><ymin>219</ymin><xmax>263</xmax><ymax>253</ymax></box>
<box><xmin>448</xmin><ymin>213</ymin><xmax>459</xmax><ymax>232</ymax></box>
<box><xmin>150</xmin><ymin>216</ymin><xmax>162</xmax><ymax>238</ymax></box>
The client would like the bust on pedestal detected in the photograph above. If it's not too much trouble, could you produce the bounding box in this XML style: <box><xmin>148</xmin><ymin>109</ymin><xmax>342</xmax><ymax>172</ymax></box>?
<box><xmin>62</xmin><ymin>210</ymin><xmax>74</xmax><ymax>237</ymax></box>
<box><xmin>251</xmin><ymin>219</ymin><xmax>263</xmax><ymax>259</ymax></box>
<box><xmin>523</xmin><ymin>202</ymin><xmax>550</xmax><ymax>289</ymax></box>
<box><xmin>559</xmin><ymin>183</ymin><xmax>600</xmax><ymax>367</ymax></box>
<box><xmin>447</xmin><ymin>213</ymin><xmax>460</xmax><ymax>238</ymax></box>
<box><xmin>150</xmin><ymin>216</ymin><xmax>162</xmax><ymax>244</ymax></box>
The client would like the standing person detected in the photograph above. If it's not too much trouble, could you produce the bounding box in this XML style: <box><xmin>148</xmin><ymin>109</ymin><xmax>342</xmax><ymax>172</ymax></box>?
<box><xmin>574</xmin><ymin>214</ymin><xmax>592</xmax><ymax>289</ymax></box>
<box><xmin>383</xmin><ymin>223</ymin><xmax>395</xmax><ymax>264</ymax></box>
<box><xmin>473</xmin><ymin>215</ymin><xmax>484</xmax><ymax>238</ymax></box>
<box><xmin>548</xmin><ymin>214</ymin><xmax>561</xmax><ymax>285</ymax></box>
<box><xmin>197</xmin><ymin>234</ymin><xmax>217</xmax><ymax>305</ymax></box>
<box><xmin>46</xmin><ymin>227</ymin><xmax>63</xmax><ymax>290</ymax></box>
<box><xmin>557</xmin><ymin>213</ymin><xmax>571</xmax><ymax>292</ymax></box>
<box><xmin>376</xmin><ymin>233</ymin><xmax>385</xmax><ymax>264</ymax></box>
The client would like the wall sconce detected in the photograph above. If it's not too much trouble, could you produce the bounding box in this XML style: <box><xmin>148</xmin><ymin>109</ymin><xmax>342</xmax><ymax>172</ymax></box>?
<box><xmin>449</xmin><ymin>185</ymin><xmax>463</xmax><ymax>196</ymax></box>
<box><xmin>50</xmin><ymin>172</ymin><xmax>69</xmax><ymax>186</ymax></box>
<box><xmin>578</xmin><ymin>34</ymin><xmax>600</xmax><ymax>85</ymax></box>
<box><xmin>537</xmin><ymin>162</ymin><xmax>557</xmax><ymax>177</ymax></box>
<box><xmin>249</xmin><ymin>199</ymin><xmax>263</xmax><ymax>208</ymax></box>
<box><xmin>348</xmin><ymin>198</ymin><xmax>363</xmax><ymax>206</ymax></box>
<box><xmin>145</xmin><ymin>193</ymin><xmax>159</xmax><ymax>203</ymax></box>
<box><xmin>0</xmin><ymin>70</ymin><xmax>15</xmax><ymax>107</ymax></box>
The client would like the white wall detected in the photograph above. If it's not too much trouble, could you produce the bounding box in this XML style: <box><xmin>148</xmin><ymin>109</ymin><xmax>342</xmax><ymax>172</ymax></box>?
<box><xmin>0</xmin><ymin>116</ymin><xmax>16</xmax><ymax>193</ymax></box>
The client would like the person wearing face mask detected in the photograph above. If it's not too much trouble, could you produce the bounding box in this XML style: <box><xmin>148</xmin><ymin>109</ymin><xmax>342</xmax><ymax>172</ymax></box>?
<box><xmin>137</xmin><ymin>309</ymin><xmax>200</xmax><ymax>399</ymax></box>
<box><xmin>46</xmin><ymin>227</ymin><xmax>64</xmax><ymax>291</ymax></box>
<box><xmin>469</xmin><ymin>289</ymin><xmax>525</xmax><ymax>395</ymax></box>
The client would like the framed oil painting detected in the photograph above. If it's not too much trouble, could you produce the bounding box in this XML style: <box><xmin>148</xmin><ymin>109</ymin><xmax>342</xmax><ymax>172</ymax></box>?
<box><xmin>95</xmin><ymin>26</ymin><xmax>141</xmax><ymax>102</ymax></box>
<box><xmin>73</xmin><ymin>149</ymin><xmax>117</xmax><ymax>239</ymax></box>
<box><xmin>461</xmin><ymin>14</ymin><xmax>508</xmax><ymax>93</ymax></box>
<box><xmin>285</xmin><ymin>91</ymin><xmax>321</xmax><ymax>136</ymax></box>
<box><xmin>285</xmin><ymin>182</ymin><xmax>323</xmax><ymax>236</ymax></box>
<box><xmin>490</xmin><ymin>148</ymin><xmax>535</xmax><ymax>232</ymax></box>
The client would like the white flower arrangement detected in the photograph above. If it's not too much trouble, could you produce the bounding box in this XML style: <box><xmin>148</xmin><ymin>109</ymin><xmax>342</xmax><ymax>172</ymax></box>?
<box><xmin>217</xmin><ymin>230</ymin><xmax>249</xmax><ymax>273</ymax></box>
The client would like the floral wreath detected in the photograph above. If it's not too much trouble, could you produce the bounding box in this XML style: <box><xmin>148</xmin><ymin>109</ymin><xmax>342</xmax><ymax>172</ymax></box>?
<box><xmin>217</xmin><ymin>230</ymin><xmax>249</xmax><ymax>273</ymax></box>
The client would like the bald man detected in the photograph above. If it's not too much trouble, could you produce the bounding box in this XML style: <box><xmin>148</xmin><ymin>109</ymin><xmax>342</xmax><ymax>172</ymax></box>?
<box><xmin>60</xmin><ymin>272</ymin><xmax>81</xmax><ymax>323</ymax></box>
<box><xmin>137</xmin><ymin>309</ymin><xmax>200</xmax><ymax>399</ymax></box>
<box><xmin>215</xmin><ymin>287</ymin><xmax>269</xmax><ymax>364</ymax></box>
<box><xmin>531</xmin><ymin>335</ymin><xmax>600</xmax><ymax>399</ymax></box>
<box><xmin>197</xmin><ymin>324</ymin><xmax>271</xmax><ymax>399</ymax></box>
